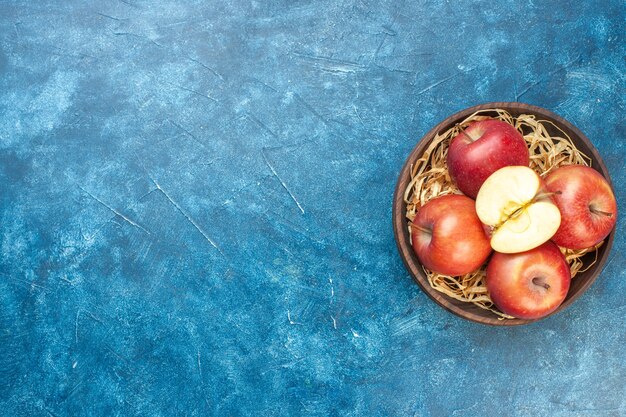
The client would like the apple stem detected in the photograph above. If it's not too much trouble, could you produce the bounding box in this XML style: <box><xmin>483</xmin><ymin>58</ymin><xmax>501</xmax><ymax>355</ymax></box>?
<box><xmin>459</xmin><ymin>129</ymin><xmax>472</xmax><ymax>142</ymax></box>
<box><xmin>534</xmin><ymin>191</ymin><xmax>561</xmax><ymax>201</ymax></box>
<box><xmin>532</xmin><ymin>277</ymin><xmax>550</xmax><ymax>290</ymax></box>
<box><xmin>458</xmin><ymin>128</ymin><xmax>478</xmax><ymax>143</ymax></box>
<box><xmin>411</xmin><ymin>224</ymin><xmax>432</xmax><ymax>235</ymax></box>
<box><xmin>589</xmin><ymin>206</ymin><xmax>613</xmax><ymax>217</ymax></box>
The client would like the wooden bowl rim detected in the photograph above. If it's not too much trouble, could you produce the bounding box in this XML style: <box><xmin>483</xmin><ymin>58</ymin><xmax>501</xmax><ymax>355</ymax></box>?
<box><xmin>392</xmin><ymin>102</ymin><xmax>616</xmax><ymax>326</ymax></box>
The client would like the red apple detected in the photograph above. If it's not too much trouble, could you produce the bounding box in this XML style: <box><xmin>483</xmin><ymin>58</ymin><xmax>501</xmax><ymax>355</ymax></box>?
<box><xmin>545</xmin><ymin>165</ymin><xmax>617</xmax><ymax>250</ymax></box>
<box><xmin>411</xmin><ymin>194</ymin><xmax>492</xmax><ymax>276</ymax></box>
<box><xmin>447</xmin><ymin>119</ymin><xmax>529</xmax><ymax>199</ymax></box>
<box><xmin>486</xmin><ymin>242</ymin><xmax>570</xmax><ymax>320</ymax></box>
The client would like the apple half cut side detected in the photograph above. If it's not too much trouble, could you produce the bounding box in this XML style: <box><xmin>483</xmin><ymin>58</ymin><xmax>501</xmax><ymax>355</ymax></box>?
<box><xmin>475</xmin><ymin>166</ymin><xmax>561</xmax><ymax>254</ymax></box>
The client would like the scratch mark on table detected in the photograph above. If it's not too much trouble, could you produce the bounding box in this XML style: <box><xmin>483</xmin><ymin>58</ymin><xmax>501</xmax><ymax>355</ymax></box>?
<box><xmin>391</xmin><ymin>313</ymin><xmax>423</xmax><ymax>336</ymax></box>
<box><xmin>602</xmin><ymin>252</ymin><xmax>618</xmax><ymax>271</ymax></box>
<box><xmin>287</xmin><ymin>310</ymin><xmax>303</xmax><ymax>325</ymax></box>
<box><xmin>112</xmin><ymin>32</ymin><xmax>161</xmax><ymax>48</ymax></box>
<box><xmin>46</xmin><ymin>408</ymin><xmax>60</xmax><ymax>417</ymax></box>
<box><xmin>60</xmin><ymin>275</ymin><xmax>76</xmax><ymax>286</ymax></box>
<box><xmin>245</xmin><ymin>113</ymin><xmax>281</xmax><ymax>140</ymax></box>
<box><xmin>116</xmin><ymin>0</ymin><xmax>139</xmax><ymax>8</ymax></box>
<box><xmin>370</xmin><ymin>11</ymin><xmax>400</xmax><ymax>65</ymax></box>
<box><xmin>147</xmin><ymin>173</ymin><xmax>224</xmax><ymax>254</ymax></box>
<box><xmin>260</xmin><ymin>357</ymin><xmax>306</xmax><ymax>375</ymax></box>
<box><xmin>279</xmin><ymin>244</ymin><xmax>295</xmax><ymax>257</ymax></box>
<box><xmin>168</xmin><ymin>119</ymin><xmax>210</xmax><ymax>149</ymax></box>
<box><xmin>85</xmin><ymin>310</ymin><xmax>105</xmax><ymax>324</ymax></box>
<box><xmin>370</xmin><ymin>33</ymin><xmax>388</xmax><ymax>65</ymax></box>
<box><xmin>75</xmin><ymin>310</ymin><xmax>80</xmax><ymax>343</ymax></box>
<box><xmin>10</xmin><ymin>276</ymin><xmax>49</xmax><ymax>292</ymax></box>
<box><xmin>197</xmin><ymin>348</ymin><xmax>202</xmax><ymax>376</ymax></box>
<box><xmin>415</xmin><ymin>70</ymin><xmax>468</xmax><ymax>96</ymax></box>
<box><xmin>138</xmin><ymin>188</ymin><xmax>158</xmax><ymax>201</ymax></box>
<box><xmin>95</xmin><ymin>12</ymin><xmax>127</xmax><ymax>22</ymax></box>
<box><xmin>292</xmin><ymin>92</ymin><xmax>334</xmax><ymax>131</ymax></box>
<box><xmin>246</xmin><ymin>76</ymin><xmax>278</xmax><ymax>92</ymax></box>
<box><xmin>13</xmin><ymin>22</ymin><xmax>21</xmax><ymax>43</ymax></box>
<box><xmin>78</xmin><ymin>185</ymin><xmax>151</xmax><ymax>235</ymax></box>
<box><xmin>352</xmin><ymin>105</ymin><xmax>367</xmax><ymax>128</ymax></box>
<box><xmin>290</xmin><ymin>51</ymin><xmax>365</xmax><ymax>73</ymax></box>
<box><xmin>262</xmin><ymin>148</ymin><xmax>305</xmax><ymax>214</ymax></box>
<box><xmin>187</xmin><ymin>56</ymin><xmax>224</xmax><ymax>81</ymax></box>
<box><xmin>104</xmin><ymin>345</ymin><xmax>128</xmax><ymax>363</ymax></box>
<box><xmin>381</xmin><ymin>25</ymin><xmax>397</xmax><ymax>36</ymax></box>
<box><xmin>60</xmin><ymin>380</ymin><xmax>84</xmax><ymax>404</ymax></box>
<box><xmin>451</xmin><ymin>401</ymin><xmax>478</xmax><ymax>416</ymax></box>
<box><xmin>163</xmin><ymin>80</ymin><xmax>218</xmax><ymax>103</ymax></box>
<box><xmin>264</xmin><ymin>209</ymin><xmax>311</xmax><ymax>236</ymax></box>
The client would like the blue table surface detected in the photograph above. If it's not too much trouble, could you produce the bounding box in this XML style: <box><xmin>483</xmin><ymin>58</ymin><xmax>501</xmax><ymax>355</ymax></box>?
<box><xmin>1</xmin><ymin>1</ymin><xmax>624</xmax><ymax>416</ymax></box>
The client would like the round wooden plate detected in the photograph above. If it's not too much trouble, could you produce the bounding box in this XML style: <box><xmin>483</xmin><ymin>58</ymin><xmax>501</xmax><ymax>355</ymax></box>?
<box><xmin>392</xmin><ymin>102</ymin><xmax>616</xmax><ymax>326</ymax></box>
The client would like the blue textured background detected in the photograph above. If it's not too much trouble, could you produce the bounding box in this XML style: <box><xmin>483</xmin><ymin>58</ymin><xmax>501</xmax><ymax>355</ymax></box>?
<box><xmin>1</xmin><ymin>1</ymin><xmax>624</xmax><ymax>416</ymax></box>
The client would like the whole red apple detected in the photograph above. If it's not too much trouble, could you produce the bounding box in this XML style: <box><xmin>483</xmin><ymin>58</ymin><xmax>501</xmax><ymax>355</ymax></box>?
<box><xmin>545</xmin><ymin>165</ymin><xmax>617</xmax><ymax>250</ymax></box>
<box><xmin>486</xmin><ymin>241</ymin><xmax>570</xmax><ymax>320</ymax></box>
<box><xmin>411</xmin><ymin>194</ymin><xmax>491</xmax><ymax>276</ymax></box>
<box><xmin>447</xmin><ymin>119</ymin><xmax>529</xmax><ymax>199</ymax></box>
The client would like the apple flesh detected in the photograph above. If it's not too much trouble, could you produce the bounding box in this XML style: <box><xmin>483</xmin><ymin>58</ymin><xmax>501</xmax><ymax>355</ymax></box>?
<box><xmin>411</xmin><ymin>194</ymin><xmax>492</xmax><ymax>276</ymax></box>
<box><xmin>447</xmin><ymin>119</ymin><xmax>529</xmax><ymax>199</ymax></box>
<box><xmin>545</xmin><ymin>165</ymin><xmax>617</xmax><ymax>250</ymax></box>
<box><xmin>475</xmin><ymin>166</ymin><xmax>561</xmax><ymax>253</ymax></box>
<box><xmin>486</xmin><ymin>241</ymin><xmax>570</xmax><ymax>320</ymax></box>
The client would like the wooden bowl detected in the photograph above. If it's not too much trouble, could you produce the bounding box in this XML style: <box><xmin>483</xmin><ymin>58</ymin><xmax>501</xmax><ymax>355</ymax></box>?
<box><xmin>392</xmin><ymin>102</ymin><xmax>616</xmax><ymax>326</ymax></box>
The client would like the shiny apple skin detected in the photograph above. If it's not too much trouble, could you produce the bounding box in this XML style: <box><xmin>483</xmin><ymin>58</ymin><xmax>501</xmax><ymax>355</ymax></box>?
<box><xmin>486</xmin><ymin>242</ymin><xmax>570</xmax><ymax>320</ymax></box>
<box><xmin>545</xmin><ymin>165</ymin><xmax>617</xmax><ymax>250</ymax></box>
<box><xmin>447</xmin><ymin>119</ymin><xmax>529</xmax><ymax>199</ymax></box>
<box><xmin>411</xmin><ymin>194</ymin><xmax>492</xmax><ymax>276</ymax></box>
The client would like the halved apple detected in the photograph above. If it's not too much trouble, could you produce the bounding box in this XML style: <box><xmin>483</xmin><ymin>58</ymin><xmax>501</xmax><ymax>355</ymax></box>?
<box><xmin>475</xmin><ymin>166</ymin><xmax>561</xmax><ymax>253</ymax></box>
